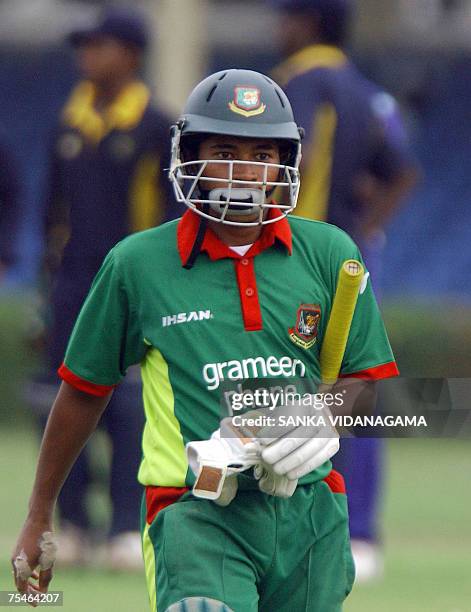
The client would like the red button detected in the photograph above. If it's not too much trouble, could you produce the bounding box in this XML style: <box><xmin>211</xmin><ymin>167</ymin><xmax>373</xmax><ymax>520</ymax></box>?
<box><xmin>240</xmin><ymin>258</ymin><xmax>249</xmax><ymax>266</ymax></box>
<box><xmin>245</xmin><ymin>287</ymin><xmax>254</xmax><ymax>297</ymax></box>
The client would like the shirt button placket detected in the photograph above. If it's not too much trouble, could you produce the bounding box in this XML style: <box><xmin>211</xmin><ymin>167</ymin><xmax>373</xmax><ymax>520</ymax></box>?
<box><xmin>234</xmin><ymin>256</ymin><xmax>263</xmax><ymax>331</ymax></box>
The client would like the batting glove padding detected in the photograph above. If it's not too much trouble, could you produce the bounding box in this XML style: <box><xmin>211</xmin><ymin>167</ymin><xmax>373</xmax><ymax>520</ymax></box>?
<box><xmin>253</xmin><ymin>461</ymin><xmax>298</xmax><ymax>498</ymax></box>
<box><xmin>260</xmin><ymin>435</ymin><xmax>340</xmax><ymax>480</ymax></box>
<box><xmin>256</xmin><ymin>403</ymin><xmax>340</xmax><ymax>480</ymax></box>
<box><xmin>186</xmin><ymin>427</ymin><xmax>258</xmax><ymax>476</ymax></box>
<box><xmin>186</xmin><ymin>425</ymin><xmax>259</xmax><ymax>504</ymax></box>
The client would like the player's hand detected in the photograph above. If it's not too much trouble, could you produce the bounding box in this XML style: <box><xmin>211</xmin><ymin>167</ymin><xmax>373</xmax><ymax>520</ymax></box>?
<box><xmin>186</xmin><ymin>422</ymin><xmax>259</xmax><ymax>504</ymax></box>
<box><xmin>254</xmin><ymin>461</ymin><xmax>298</xmax><ymax>498</ymax></box>
<box><xmin>186</xmin><ymin>423</ymin><xmax>259</xmax><ymax>476</ymax></box>
<box><xmin>11</xmin><ymin>518</ymin><xmax>57</xmax><ymax>607</ymax></box>
<box><xmin>260</xmin><ymin>434</ymin><xmax>340</xmax><ymax>480</ymax></box>
<box><xmin>256</xmin><ymin>403</ymin><xmax>340</xmax><ymax>480</ymax></box>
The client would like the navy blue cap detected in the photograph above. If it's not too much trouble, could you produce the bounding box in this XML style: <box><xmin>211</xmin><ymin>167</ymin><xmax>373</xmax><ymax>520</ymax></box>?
<box><xmin>69</xmin><ymin>7</ymin><xmax>149</xmax><ymax>50</ymax></box>
<box><xmin>268</xmin><ymin>0</ymin><xmax>352</xmax><ymax>16</ymax></box>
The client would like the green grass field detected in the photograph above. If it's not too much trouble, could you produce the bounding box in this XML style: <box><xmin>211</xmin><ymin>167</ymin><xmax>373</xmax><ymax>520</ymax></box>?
<box><xmin>1</xmin><ymin>429</ymin><xmax>470</xmax><ymax>612</ymax></box>
<box><xmin>1</xmin><ymin>296</ymin><xmax>471</xmax><ymax>611</ymax></box>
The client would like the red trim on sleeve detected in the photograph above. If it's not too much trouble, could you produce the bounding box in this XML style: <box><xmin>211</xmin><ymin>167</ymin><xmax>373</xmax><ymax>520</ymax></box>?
<box><xmin>323</xmin><ymin>469</ymin><xmax>346</xmax><ymax>494</ymax></box>
<box><xmin>58</xmin><ymin>363</ymin><xmax>117</xmax><ymax>397</ymax></box>
<box><xmin>340</xmin><ymin>361</ymin><xmax>399</xmax><ymax>381</ymax></box>
<box><xmin>234</xmin><ymin>258</ymin><xmax>263</xmax><ymax>331</ymax></box>
<box><xmin>145</xmin><ymin>485</ymin><xmax>190</xmax><ymax>525</ymax></box>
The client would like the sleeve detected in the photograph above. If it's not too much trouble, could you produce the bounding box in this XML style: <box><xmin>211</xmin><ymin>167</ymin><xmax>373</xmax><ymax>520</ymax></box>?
<box><xmin>128</xmin><ymin>150</ymin><xmax>165</xmax><ymax>231</ymax></box>
<box><xmin>366</xmin><ymin>90</ymin><xmax>417</xmax><ymax>182</ymax></box>
<box><xmin>0</xmin><ymin>138</ymin><xmax>20</xmax><ymax>266</ymax></box>
<box><xmin>284</xmin><ymin>72</ymin><xmax>337</xmax><ymax>222</ymax></box>
<box><xmin>58</xmin><ymin>248</ymin><xmax>148</xmax><ymax>395</ymax></box>
<box><xmin>128</xmin><ymin>107</ymin><xmax>184</xmax><ymax>232</ymax></box>
<box><xmin>284</xmin><ymin>72</ymin><xmax>326</xmax><ymax>145</ymax></box>
<box><xmin>331</xmin><ymin>236</ymin><xmax>399</xmax><ymax>380</ymax></box>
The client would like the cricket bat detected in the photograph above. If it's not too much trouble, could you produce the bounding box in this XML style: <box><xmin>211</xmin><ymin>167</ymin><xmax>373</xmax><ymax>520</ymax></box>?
<box><xmin>320</xmin><ymin>259</ymin><xmax>364</xmax><ymax>385</ymax></box>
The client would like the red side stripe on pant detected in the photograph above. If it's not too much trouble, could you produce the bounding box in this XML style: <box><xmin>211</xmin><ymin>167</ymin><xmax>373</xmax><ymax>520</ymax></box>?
<box><xmin>145</xmin><ymin>486</ymin><xmax>189</xmax><ymax>525</ymax></box>
<box><xmin>323</xmin><ymin>469</ymin><xmax>346</xmax><ymax>494</ymax></box>
<box><xmin>146</xmin><ymin>471</ymin><xmax>345</xmax><ymax>525</ymax></box>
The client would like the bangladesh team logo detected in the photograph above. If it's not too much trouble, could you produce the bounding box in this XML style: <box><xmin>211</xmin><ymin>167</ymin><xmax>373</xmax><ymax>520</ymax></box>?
<box><xmin>228</xmin><ymin>86</ymin><xmax>267</xmax><ymax>118</ymax></box>
<box><xmin>288</xmin><ymin>304</ymin><xmax>321</xmax><ymax>350</ymax></box>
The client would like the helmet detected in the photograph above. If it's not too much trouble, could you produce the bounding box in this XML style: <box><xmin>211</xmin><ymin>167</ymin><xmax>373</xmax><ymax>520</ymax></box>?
<box><xmin>169</xmin><ymin>69</ymin><xmax>303</xmax><ymax>227</ymax></box>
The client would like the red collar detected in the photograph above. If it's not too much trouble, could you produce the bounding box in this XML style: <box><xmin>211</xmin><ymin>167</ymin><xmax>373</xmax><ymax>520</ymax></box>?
<box><xmin>177</xmin><ymin>209</ymin><xmax>293</xmax><ymax>266</ymax></box>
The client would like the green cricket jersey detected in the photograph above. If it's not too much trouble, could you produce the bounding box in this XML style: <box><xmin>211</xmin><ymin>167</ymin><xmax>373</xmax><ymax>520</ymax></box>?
<box><xmin>59</xmin><ymin>209</ymin><xmax>398</xmax><ymax>488</ymax></box>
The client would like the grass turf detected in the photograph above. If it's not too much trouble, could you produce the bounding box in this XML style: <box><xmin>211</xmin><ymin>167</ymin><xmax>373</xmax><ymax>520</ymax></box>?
<box><xmin>1</xmin><ymin>429</ymin><xmax>470</xmax><ymax>612</ymax></box>
<box><xmin>1</xmin><ymin>295</ymin><xmax>470</xmax><ymax>610</ymax></box>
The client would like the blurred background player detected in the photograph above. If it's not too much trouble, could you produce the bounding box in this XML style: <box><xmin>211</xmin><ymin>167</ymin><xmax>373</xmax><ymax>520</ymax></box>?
<box><xmin>269</xmin><ymin>0</ymin><xmax>420</xmax><ymax>582</ymax></box>
<box><xmin>0</xmin><ymin>132</ymin><xmax>20</xmax><ymax>281</ymax></box>
<box><xmin>32</xmin><ymin>6</ymin><xmax>180</xmax><ymax>570</ymax></box>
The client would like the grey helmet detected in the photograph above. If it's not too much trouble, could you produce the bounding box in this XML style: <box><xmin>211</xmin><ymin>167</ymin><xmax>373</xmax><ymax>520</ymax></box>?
<box><xmin>169</xmin><ymin>69</ymin><xmax>303</xmax><ymax>226</ymax></box>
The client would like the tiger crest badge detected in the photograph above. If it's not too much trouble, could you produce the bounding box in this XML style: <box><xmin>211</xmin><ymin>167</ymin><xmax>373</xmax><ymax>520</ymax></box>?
<box><xmin>288</xmin><ymin>304</ymin><xmax>321</xmax><ymax>350</ymax></box>
<box><xmin>228</xmin><ymin>87</ymin><xmax>267</xmax><ymax>118</ymax></box>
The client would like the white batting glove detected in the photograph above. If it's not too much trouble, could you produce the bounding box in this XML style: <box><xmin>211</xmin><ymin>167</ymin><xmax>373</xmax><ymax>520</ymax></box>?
<box><xmin>257</xmin><ymin>402</ymin><xmax>340</xmax><ymax>480</ymax></box>
<box><xmin>186</xmin><ymin>423</ymin><xmax>259</xmax><ymax>505</ymax></box>
<box><xmin>253</xmin><ymin>461</ymin><xmax>298</xmax><ymax>498</ymax></box>
<box><xmin>186</xmin><ymin>426</ymin><xmax>258</xmax><ymax>474</ymax></box>
<box><xmin>260</xmin><ymin>435</ymin><xmax>340</xmax><ymax>480</ymax></box>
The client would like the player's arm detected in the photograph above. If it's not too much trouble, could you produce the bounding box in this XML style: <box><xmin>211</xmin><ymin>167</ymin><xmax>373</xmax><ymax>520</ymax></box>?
<box><xmin>283</xmin><ymin>73</ymin><xmax>338</xmax><ymax>222</ymax></box>
<box><xmin>11</xmin><ymin>382</ymin><xmax>112</xmax><ymax>599</ymax></box>
<box><xmin>353</xmin><ymin>162</ymin><xmax>419</xmax><ymax>239</ymax></box>
<box><xmin>356</xmin><ymin>95</ymin><xmax>420</xmax><ymax>239</ymax></box>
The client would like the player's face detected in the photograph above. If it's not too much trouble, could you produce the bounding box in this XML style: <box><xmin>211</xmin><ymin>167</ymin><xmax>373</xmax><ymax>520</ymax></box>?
<box><xmin>197</xmin><ymin>135</ymin><xmax>281</xmax><ymax>222</ymax></box>
<box><xmin>199</xmin><ymin>136</ymin><xmax>280</xmax><ymax>188</ymax></box>
<box><xmin>75</xmin><ymin>37</ymin><xmax>138</xmax><ymax>84</ymax></box>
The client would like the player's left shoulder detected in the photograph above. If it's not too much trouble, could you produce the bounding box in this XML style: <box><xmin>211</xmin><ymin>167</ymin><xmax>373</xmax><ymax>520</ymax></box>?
<box><xmin>113</xmin><ymin>219</ymin><xmax>180</xmax><ymax>263</ymax></box>
<box><xmin>288</xmin><ymin>215</ymin><xmax>357</xmax><ymax>252</ymax></box>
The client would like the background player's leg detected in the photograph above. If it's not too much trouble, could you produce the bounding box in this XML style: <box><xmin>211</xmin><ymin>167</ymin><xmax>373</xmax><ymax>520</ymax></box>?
<box><xmin>332</xmin><ymin>438</ymin><xmax>384</xmax><ymax>581</ymax></box>
<box><xmin>332</xmin><ymin>437</ymin><xmax>382</xmax><ymax>541</ymax></box>
<box><xmin>54</xmin><ymin>448</ymin><xmax>93</xmax><ymax>565</ymax></box>
<box><xmin>103</xmin><ymin>369</ymin><xmax>145</xmax><ymax>569</ymax></box>
<box><xmin>56</xmin><ymin>449</ymin><xmax>91</xmax><ymax>531</ymax></box>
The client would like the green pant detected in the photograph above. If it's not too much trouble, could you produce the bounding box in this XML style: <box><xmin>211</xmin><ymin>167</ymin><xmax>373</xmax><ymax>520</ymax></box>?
<box><xmin>141</xmin><ymin>480</ymin><xmax>354</xmax><ymax>612</ymax></box>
